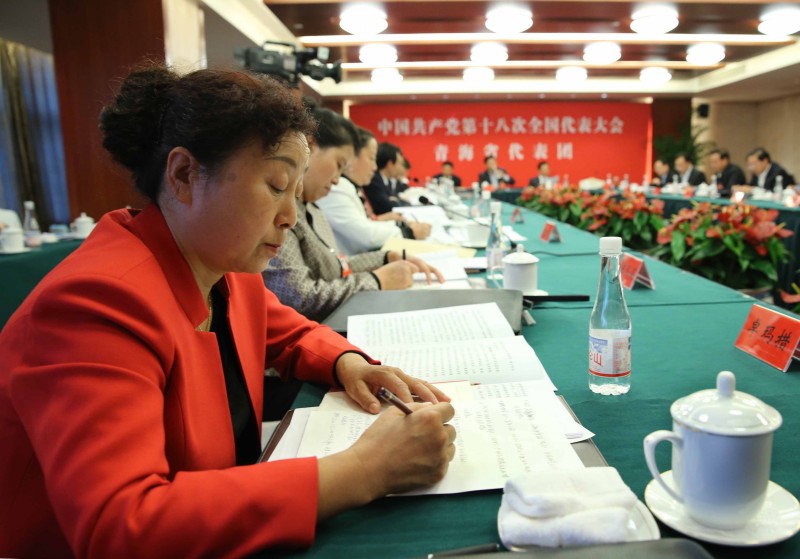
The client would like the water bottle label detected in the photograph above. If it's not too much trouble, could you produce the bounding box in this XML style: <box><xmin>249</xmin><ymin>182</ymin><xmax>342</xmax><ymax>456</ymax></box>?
<box><xmin>589</xmin><ymin>332</ymin><xmax>631</xmax><ymax>378</ymax></box>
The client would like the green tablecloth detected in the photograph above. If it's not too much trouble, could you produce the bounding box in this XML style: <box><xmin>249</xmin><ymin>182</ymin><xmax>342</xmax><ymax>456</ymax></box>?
<box><xmin>0</xmin><ymin>240</ymin><xmax>81</xmax><ymax>328</ymax></box>
<box><xmin>266</xmin><ymin>203</ymin><xmax>800</xmax><ymax>559</ymax></box>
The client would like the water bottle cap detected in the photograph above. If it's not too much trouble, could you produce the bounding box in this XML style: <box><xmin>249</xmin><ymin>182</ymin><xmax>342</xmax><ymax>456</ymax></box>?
<box><xmin>489</xmin><ymin>201</ymin><xmax>502</xmax><ymax>213</ymax></box>
<box><xmin>23</xmin><ymin>201</ymin><xmax>35</xmax><ymax>209</ymax></box>
<box><xmin>481</xmin><ymin>190</ymin><xmax>491</xmax><ymax>199</ymax></box>
<box><xmin>599</xmin><ymin>236</ymin><xmax>622</xmax><ymax>255</ymax></box>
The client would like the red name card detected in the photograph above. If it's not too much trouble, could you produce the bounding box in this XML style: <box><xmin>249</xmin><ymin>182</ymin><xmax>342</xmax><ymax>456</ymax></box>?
<box><xmin>735</xmin><ymin>304</ymin><xmax>800</xmax><ymax>372</ymax></box>
<box><xmin>540</xmin><ymin>221</ymin><xmax>561</xmax><ymax>243</ymax></box>
<box><xmin>511</xmin><ymin>207</ymin><xmax>525</xmax><ymax>224</ymax></box>
<box><xmin>620</xmin><ymin>253</ymin><xmax>655</xmax><ymax>290</ymax></box>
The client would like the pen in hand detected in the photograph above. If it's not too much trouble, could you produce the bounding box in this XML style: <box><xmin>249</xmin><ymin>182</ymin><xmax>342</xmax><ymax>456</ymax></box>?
<box><xmin>377</xmin><ymin>387</ymin><xmax>414</xmax><ymax>415</ymax></box>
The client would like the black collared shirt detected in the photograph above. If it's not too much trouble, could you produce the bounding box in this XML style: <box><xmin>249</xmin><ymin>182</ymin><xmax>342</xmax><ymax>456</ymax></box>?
<box><xmin>210</xmin><ymin>290</ymin><xmax>261</xmax><ymax>465</ymax></box>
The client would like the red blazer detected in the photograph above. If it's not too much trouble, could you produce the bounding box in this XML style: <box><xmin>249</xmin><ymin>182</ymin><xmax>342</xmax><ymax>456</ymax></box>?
<box><xmin>0</xmin><ymin>205</ymin><xmax>367</xmax><ymax>558</ymax></box>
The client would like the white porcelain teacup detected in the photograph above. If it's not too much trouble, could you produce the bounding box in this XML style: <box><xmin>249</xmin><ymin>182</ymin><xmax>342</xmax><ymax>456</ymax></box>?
<box><xmin>644</xmin><ymin>371</ymin><xmax>782</xmax><ymax>530</ymax></box>
<box><xmin>72</xmin><ymin>212</ymin><xmax>95</xmax><ymax>238</ymax></box>
<box><xmin>0</xmin><ymin>227</ymin><xmax>25</xmax><ymax>252</ymax></box>
<box><xmin>490</xmin><ymin>250</ymin><xmax>539</xmax><ymax>294</ymax></box>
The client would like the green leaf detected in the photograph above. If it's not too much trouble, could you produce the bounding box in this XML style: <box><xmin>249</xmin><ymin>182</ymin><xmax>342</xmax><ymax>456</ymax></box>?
<box><xmin>750</xmin><ymin>259</ymin><xmax>778</xmax><ymax>282</ymax></box>
<box><xmin>634</xmin><ymin>211</ymin><xmax>648</xmax><ymax>230</ymax></box>
<box><xmin>671</xmin><ymin>230</ymin><xmax>686</xmax><ymax>263</ymax></box>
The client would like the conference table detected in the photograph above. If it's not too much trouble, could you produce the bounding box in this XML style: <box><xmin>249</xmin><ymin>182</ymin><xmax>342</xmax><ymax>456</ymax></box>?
<box><xmin>2</xmin><ymin>208</ymin><xmax>799</xmax><ymax>558</ymax></box>
<box><xmin>491</xmin><ymin>188</ymin><xmax>800</xmax><ymax>297</ymax></box>
<box><xmin>261</xmin><ymin>202</ymin><xmax>800</xmax><ymax>559</ymax></box>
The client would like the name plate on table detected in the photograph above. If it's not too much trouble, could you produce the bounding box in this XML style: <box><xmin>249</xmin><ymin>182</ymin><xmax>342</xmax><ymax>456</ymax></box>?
<box><xmin>620</xmin><ymin>253</ymin><xmax>655</xmax><ymax>290</ymax></box>
<box><xmin>540</xmin><ymin>221</ymin><xmax>562</xmax><ymax>243</ymax></box>
<box><xmin>735</xmin><ymin>304</ymin><xmax>800</xmax><ymax>372</ymax></box>
<box><xmin>511</xmin><ymin>207</ymin><xmax>525</xmax><ymax>224</ymax></box>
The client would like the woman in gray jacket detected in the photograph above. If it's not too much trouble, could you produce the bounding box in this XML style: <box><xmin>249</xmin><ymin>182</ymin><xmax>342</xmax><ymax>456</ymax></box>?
<box><xmin>264</xmin><ymin>105</ymin><xmax>442</xmax><ymax>321</ymax></box>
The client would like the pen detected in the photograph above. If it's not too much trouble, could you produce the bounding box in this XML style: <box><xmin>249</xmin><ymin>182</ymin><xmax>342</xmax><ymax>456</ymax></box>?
<box><xmin>377</xmin><ymin>386</ymin><xmax>414</xmax><ymax>415</ymax></box>
<box><xmin>425</xmin><ymin>543</ymin><xmax>500</xmax><ymax>558</ymax></box>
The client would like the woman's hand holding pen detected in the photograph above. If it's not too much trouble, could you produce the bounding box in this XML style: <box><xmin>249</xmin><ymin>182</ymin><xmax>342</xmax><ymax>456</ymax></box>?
<box><xmin>384</xmin><ymin>251</ymin><xmax>445</xmax><ymax>286</ymax></box>
<box><xmin>335</xmin><ymin>353</ymin><xmax>449</xmax><ymax>413</ymax></box>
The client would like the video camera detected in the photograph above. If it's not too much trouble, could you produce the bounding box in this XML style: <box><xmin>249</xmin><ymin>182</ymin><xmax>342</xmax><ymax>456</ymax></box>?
<box><xmin>236</xmin><ymin>41</ymin><xmax>342</xmax><ymax>86</ymax></box>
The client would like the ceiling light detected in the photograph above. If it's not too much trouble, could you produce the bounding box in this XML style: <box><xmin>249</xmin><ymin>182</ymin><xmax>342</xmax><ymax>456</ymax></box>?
<box><xmin>640</xmin><ymin>67</ymin><xmax>672</xmax><ymax>84</ymax></box>
<box><xmin>582</xmin><ymin>42</ymin><xmax>621</xmax><ymax>65</ymax></box>
<box><xmin>758</xmin><ymin>6</ymin><xmax>800</xmax><ymax>36</ymax></box>
<box><xmin>555</xmin><ymin>66</ymin><xmax>588</xmax><ymax>83</ymax></box>
<box><xmin>686</xmin><ymin>43</ymin><xmax>725</xmax><ymax>65</ymax></box>
<box><xmin>340</xmin><ymin>4</ymin><xmax>388</xmax><ymax>35</ymax></box>
<box><xmin>630</xmin><ymin>4</ymin><xmax>679</xmax><ymax>35</ymax></box>
<box><xmin>463</xmin><ymin>67</ymin><xmax>495</xmax><ymax>83</ymax></box>
<box><xmin>485</xmin><ymin>5</ymin><xmax>533</xmax><ymax>34</ymax></box>
<box><xmin>359</xmin><ymin>43</ymin><xmax>397</xmax><ymax>65</ymax></box>
<box><xmin>371</xmin><ymin>67</ymin><xmax>403</xmax><ymax>84</ymax></box>
<box><xmin>470</xmin><ymin>42</ymin><xmax>508</xmax><ymax>64</ymax></box>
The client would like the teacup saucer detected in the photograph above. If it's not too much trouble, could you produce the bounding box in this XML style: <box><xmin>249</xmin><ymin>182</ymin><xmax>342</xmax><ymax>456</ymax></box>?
<box><xmin>0</xmin><ymin>247</ymin><xmax>31</xmax><ymax>255</ymax></box>
<box><xmin>644</xmin><ymin>470</ymin><xmax>800</xmax><ymax>546</ymax></box>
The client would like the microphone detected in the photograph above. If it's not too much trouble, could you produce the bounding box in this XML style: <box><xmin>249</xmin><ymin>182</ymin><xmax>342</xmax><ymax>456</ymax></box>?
<box><xmin>418</xmin><ymin>195</ymin><xmax>518</xmax><ymax>250</ymax></box>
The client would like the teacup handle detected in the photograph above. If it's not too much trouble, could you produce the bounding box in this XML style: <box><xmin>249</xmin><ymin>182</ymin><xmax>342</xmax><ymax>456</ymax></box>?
<box><xmin>489</xmin><ymin>265</ymin><xmax>503</xmax><ymax>288</ymax></box>
<box><xmin>644</xmin><ymin>430</ymin><xmax>684</xmax><ymax>503</ymax></box>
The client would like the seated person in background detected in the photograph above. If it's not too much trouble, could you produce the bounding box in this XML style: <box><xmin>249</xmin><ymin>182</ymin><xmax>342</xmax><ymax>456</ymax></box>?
<box><xmin>364</xmin><ymin>142</ymin><xmax>407</xmax><ymax>215</ymax></box>
<box><xmin>745</xmin><ymin>147</ymin><xmax>795</xmax><ymax>191</ymax></box>
<box><xmin>317</xmin><ymin>127</ymin><xmax>429</xmax><ymax>254</ymax></box>
<box><xmin>433</xmin><ymin>160</ymin><xmax>462</xmax><ymax>187</ymax></box>
<box><xmin>478</xmin><ymin>155</ymin><xmax>515</xmax><ymax>189</ymax></box>
<box><xmin>398</xmin><ymin>157</ymin><xmax>412</xmax><ymax>190</ymax></box>
<box><xmin>707</xmin><ymin>148</ymin><xmax>745</xmax><ymax>197</ymax></box>
<box><xmin>674</xmin><ymin>153</ymin><xmax>705</xmax><ymax>186</ymax></box>
<box><xmin>265</xmin><ymin>106</ymin><xmax>442</xmax><ymax>322</ymax></box>
<box><xmin>0</xmin><ymin>64</ymin><xmax>455</xmax><ymax>558</ymax></box>
<box><xmin>650</xmin><ymin>158</ymin><xmax>672</xmax><ymax>186</ymax></box>
<box><xmin>528</xmin><ymin>160</ymin><xmax>554</xmax><ymax>187</ymax></box>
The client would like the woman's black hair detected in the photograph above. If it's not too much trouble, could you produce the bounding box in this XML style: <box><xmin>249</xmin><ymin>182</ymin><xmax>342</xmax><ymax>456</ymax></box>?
<box><xmin>100</xmin><ymin>63</ymin><xmax>316</xmax><ymax>201</ymax></box>
<box><xmin>303</xmin><ymin>97</ymin><xmax>360</xmax><ymax>152</ymax></box>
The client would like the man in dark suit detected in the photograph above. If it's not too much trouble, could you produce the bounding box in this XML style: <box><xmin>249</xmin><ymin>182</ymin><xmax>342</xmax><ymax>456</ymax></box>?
<box><xmin>478</xmin><ymin>155</ymin><xmax>514</xmax><ymax>188</ymax></box>
<box><xmin>674</xmin><ymin>153</ymin><xmax>705</xmax><ymax>187</ymax></box>
<box><xmin>364</xmin><ymin>142</ymin><xmax>407</xmax><ymax>215</ymax></box>
<box><xmin>707</xmin><ymin>148</ymin><xmax>745</xmax><ymax>197</ymax></box>
<box><xmin>433</xmin><ymin>161</ymin><xmax>462</xmax><ymax>187</ymax></box>
<box><xmin>650</xmin><ymin>158</ymin><xmax>672</xmax><ymax>186</ymax></box>
<box><xmin>746</xmin><ymin>147</ymin><xmax>796</xmax><ymax>191</ymax></box>
<box><xmin>528</xmin><ymin>160</ymin><xmax>554</xmax><ymax>187</ymax></box>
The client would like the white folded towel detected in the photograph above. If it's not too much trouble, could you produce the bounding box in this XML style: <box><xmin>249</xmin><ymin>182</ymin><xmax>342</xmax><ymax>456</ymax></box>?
<box><xmin>503</xmin><ymin>467</ymin><xmax>637</xmax><ymax>518</ymax></box>
<box><xmin>498</xmin><ymin>499</ymin><xmax>631</xmax><ymax>548</ymax></box>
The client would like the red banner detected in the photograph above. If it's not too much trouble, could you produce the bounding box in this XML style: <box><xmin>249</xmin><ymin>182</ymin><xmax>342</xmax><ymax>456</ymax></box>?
<box><xmin>349</xmin><ymin>101</ymin><xmax>652</xmax><ymax>187</ymax></box>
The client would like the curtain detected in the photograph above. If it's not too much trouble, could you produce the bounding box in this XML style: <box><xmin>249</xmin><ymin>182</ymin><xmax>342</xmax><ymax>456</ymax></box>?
<box><xmin>0</xmin><ymin>38</ymin><xmax>68</xmax><ymax>229</ymax></box>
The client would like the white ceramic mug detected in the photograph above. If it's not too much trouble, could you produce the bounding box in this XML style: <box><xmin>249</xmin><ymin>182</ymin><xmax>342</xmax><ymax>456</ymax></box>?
<box><xmin>72</xmin><ymin>212</ymin><xmax>95</xmax><ymax>237</ymax></box>
<box><xmin>0</xmin><ymin>227</ymin><xmax>25</xmax><ymax>252</ymax></box>
<box><xmin>490</xmin><ymin>251</ymin><xmax>539</xmax><ymax>294</ymax></box>
<box><xmin>643</xmin><ymin>371</ymin><xmax>781</xmax><ymax>530</ymax></box>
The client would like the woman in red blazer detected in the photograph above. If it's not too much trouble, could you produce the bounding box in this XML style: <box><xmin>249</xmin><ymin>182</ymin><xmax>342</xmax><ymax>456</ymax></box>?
<box><xmin>0</xmin><ymin>65</ymin><xmax>455</xmax><ymax>558</ymax></box>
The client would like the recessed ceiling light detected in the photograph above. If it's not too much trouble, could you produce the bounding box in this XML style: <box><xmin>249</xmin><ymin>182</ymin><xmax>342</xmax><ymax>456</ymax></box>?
<box><xmin>630</xmin><ymin>4</ymin><xmax>679</xmax><ymax>35</ymax></box>
<box><xmin>371</xmin><ymin>67</ymin><xmax>403</xmax><ymax>84</ymax></box>
<box><xmin>538</xmin><ymin>93</ymin><xmax>545</xmax><ymax>99</ymax></box>
<box><xmin>470</xmin><ymin>42</ymin><xmax>508</xmax><ymax>64</ymax></box>
<box><xmin>758</xmin><ymin>6</ymin><xmax>800</xmax><ymax>36</ymax></box>
<box><xmin>485</xmin><ymin>5</ymin><xmax>533</xmax><ymax>34</ymax></box>
<box><xmin>601</xmin><ymin>93</ymin><xmax>609</xmax><ymax>99</ymax></box>
<box><xmin>555</xmin><ymin>66</ymin><xmax>588</xmax><ymax>83</ymax></box>
<box><xmin>640</xmin><ymin>67</ymin><xmax>673</xmax><ymax>84</ymax></box>
<box><xmin>463</xmin><ymin>67</ymin><xmax>495</xmax><ymax>83</ymax></box>
<box><xmin>686</xmin><ymin>43</ymin><xmax>725</xmax><ymax>65</ymax></box>
<box><xmin>359</xmin><ymin>43</ymin><xmax>397</xmax><ymax>65</ymax></box>
<box><xmin>340</xmin><ymin>4</ymin><xmax>388</xmax><ymax>35</ymax></box>
<box><xmin>583</xmin><ymin>42</ymin><xmax>622</xmax><ymax>65</ymax></box>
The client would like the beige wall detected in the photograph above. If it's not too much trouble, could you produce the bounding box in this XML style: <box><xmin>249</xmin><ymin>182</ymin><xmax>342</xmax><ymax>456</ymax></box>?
<box><xmin>697</xmin><ymin>93</ymin><xmax>800</xmax><ymax>182</ymax></box>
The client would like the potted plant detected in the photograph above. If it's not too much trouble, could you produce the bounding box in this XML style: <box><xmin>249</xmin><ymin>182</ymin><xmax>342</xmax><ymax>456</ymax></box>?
<box><xmin>652</xmin><ymin>203</ymin><xmax>792</xmax><ymax>290</ymax></box>
<box><xmin>580</xmin><ymin>191</ymin><xmax>665</xmax><ymax>250</ymax></box>
<box><xmin>517</xmin><ymin>185</ymin><xmax>591</xmax><ymax>227</ymax></box>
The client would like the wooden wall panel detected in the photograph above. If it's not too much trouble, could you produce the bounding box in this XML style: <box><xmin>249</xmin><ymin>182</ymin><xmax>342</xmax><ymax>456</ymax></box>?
<box><xmin>48</xmin><ymin>0</ymin><xmax>165</xmax><ymax>219</ymax></box>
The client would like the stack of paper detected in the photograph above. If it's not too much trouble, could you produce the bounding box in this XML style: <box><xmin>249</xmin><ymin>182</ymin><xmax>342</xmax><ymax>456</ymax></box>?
<box><xmin>411</xmin><ymin>251</ymin><xmax>472</xmax><ymax>290</ymax></box>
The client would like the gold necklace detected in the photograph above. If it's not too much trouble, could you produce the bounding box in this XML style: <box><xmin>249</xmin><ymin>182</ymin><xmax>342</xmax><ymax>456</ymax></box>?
<box><xmin>198</xmin><ymin>292</ymin><xmax>213</xmax><ymax>332</ymax></box>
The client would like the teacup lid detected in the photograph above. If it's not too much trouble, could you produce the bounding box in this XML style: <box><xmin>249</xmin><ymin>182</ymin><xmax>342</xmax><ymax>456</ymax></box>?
<box><xmin>502</xmin><ymin>250</ymin><xmax>538</xmax><ymax>265</ymax></box>
<box><xmin>74</xmin><ymin>212</ymin><xmax>94</xmax><ymax>224</ymax></box>
<box><xmin>670</xmin><ymin>371</ymin><xmax>782</xmax><ymax>436</ymax></box>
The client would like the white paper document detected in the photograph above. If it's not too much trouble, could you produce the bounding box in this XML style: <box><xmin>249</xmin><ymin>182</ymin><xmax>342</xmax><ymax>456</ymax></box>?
<box><xmin>364</xmin><ymin>336</ymin><xmax>556</xmax><ymax>389</ymax></box>
<box><xmin>392</xmin><ymin>205</ymin><xmax>451</xmax><ymax>227</ymax></box>
<box><xmin>410</xmin><ymin>251</ymin><xmax>472</xmax><ymax>290</ymax></box>
<box><xmin>347</xmin><ymin>302</ymin><xmax>513</xmax><ymax>348</ymax></box>
<box><xmin>503</xmin><ymin>226</ymin><xmax>528</xmax><ymax>242</ymax></box>
<box><xmin>293</xmin><ymin>388</ymin><xmax>585</xmax><ymax>495</ymax></box>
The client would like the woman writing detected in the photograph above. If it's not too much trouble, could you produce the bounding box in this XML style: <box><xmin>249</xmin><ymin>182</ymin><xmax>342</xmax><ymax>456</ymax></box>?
<box><xmin>264</xmin><ymin>105</ymin><xmax>443</xmax><ymax>322</ymax></box>
<box><xmin>0</xmin><ymin>66</ymin><xmax>455</xmax><ymax>558</ymax></box>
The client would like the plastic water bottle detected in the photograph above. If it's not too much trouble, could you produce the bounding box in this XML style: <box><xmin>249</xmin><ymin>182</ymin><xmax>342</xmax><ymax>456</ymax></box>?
<box><xmin>23</xmin><ymin>201</ymin><xmax>41</xmax><ymax>239</ymax></box>
<box><xmin>774</xmin><ymin>175</ymin><xmax>784</xmax><ymax>203</ymax></box>
<box><xmin>470</xmin><ymin>183</ymin><xmax>481</xmax><ymax>217</ymax></box>
<box><xmin>478</xmin><ymin>190</ymin><xmax>492</xmax><ymax>218</ymax></box>
<box><xmin>589</xmin><ymin>237</ymin><xmax>631</xmax><ymax>396</ymax></box>
<box><xmin>621</xmin><ymin>173</ymin><xmax>630</xmax><ymax>190</ymax></box>
<box><xmin>485</xmin><ymin>201</ymin><xmax>509</xmax><ymax>269</ymax></box>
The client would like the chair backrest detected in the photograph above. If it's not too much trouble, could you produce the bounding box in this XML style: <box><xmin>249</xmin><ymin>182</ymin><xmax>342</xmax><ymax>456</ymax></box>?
<box><xmin>0</xmin><ymin>208</ymin><xmax>22</xmax><ymax>229</ymax></box>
